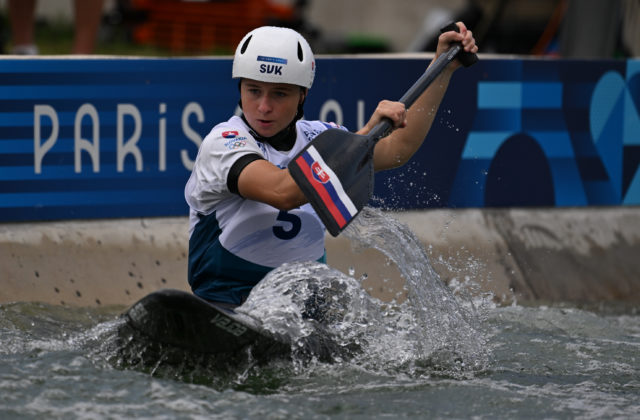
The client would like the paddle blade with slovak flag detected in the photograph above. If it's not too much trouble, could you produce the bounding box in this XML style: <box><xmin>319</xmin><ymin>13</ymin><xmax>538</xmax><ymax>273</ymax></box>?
<box><xmin>289</xmin><ymin>128</ymin><xmax>376</xmax><ymax>236</ymax></box>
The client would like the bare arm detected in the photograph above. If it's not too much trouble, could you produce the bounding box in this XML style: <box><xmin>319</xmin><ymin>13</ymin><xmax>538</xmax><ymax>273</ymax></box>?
<box><xmin>237</xmin><ymin>159</ymin><xmax>307</xmax><ymax>210</ymax></box>
<box><xmin>371</xmin><ymin>69</ymin><xmax>453</xmax><ymax>171</ymax></box>
<box><xmin>358</xmin><ymin>22</ymin><xmax>477</xmax><ymax>171</ymax></box>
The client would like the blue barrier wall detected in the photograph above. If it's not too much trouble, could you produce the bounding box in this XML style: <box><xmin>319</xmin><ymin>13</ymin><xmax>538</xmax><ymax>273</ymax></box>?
<box><xmin>1</xmin><ymin>56</ymin><xmax>639</xmax><ymax>221</ymax></box>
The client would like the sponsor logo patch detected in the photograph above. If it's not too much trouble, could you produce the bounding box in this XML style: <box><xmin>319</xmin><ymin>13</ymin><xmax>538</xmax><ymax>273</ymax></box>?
<box><xmin>211</xmin><ymin>313</ymin><xmax>247</xmax><ymax>337</ymax></box>
<box><xmin>257</xmin><ymin>55</ymin><xmax>288</xmax><ymax>64</ymax></box>
<box><xmin>224</xmin><ymin>137</ymin><xmax>247</xmax><ymax>149</ymax></box>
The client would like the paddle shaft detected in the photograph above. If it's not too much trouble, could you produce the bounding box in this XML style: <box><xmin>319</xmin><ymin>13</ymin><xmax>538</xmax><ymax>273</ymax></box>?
<box><xmin>367</xmin><ymin>43</ymin><xmax>463</xmax><ymax>141</ymax></box>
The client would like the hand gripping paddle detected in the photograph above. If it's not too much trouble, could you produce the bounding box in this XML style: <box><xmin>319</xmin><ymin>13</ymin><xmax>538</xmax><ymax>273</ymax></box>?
<box><xmin>288</xmin><ymin>23</ymin><xmax>478</xmax><ymax>236</ymax></box>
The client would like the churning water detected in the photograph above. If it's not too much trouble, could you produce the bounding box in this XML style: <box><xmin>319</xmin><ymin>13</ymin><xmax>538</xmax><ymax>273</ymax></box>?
<box><xmin>1</xmin><ymin>208</ymin><xmax>638</xmax><ymax>419</ymax></box>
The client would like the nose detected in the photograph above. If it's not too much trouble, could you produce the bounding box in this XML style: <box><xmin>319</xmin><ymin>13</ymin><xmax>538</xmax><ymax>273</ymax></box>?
<box><xmin>257</xmin><ymin>95</ymin><xmax>272</xmax><ymax>114</ymax></box>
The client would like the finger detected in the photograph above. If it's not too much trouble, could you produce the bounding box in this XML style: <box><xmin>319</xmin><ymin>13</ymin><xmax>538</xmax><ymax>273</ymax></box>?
<box><xmin>462</xmin><ymin>31</ymin><xmax>476</xmax><ymax>51</ymax></box>
<box><xmin>439</xmin><ymin>30</ymin><xmax>463</xmax><ymax>45</ymax></box>
<box><xmin>396</xmin><ymin>109</ymin><xmax>408</xmax><ymax>128</ymax></box>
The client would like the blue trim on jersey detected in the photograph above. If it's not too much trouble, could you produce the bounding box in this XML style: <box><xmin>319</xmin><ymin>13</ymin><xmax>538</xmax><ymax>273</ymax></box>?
<box><xmin>188</xmin><ymin>211</ymin><xmax>328</xmax><ymax>305</ymax></box>
<box><xmin>188</xmin><ymin>211</ymin><xmax>272</xmax><ymax>305</ymax></box>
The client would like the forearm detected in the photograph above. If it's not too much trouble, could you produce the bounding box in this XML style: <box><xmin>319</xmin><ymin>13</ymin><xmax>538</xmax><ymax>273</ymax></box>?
<box><xmin>373</xmin><ymin>64</ymin><xmax>454</xmax><ymax>171</ymax></box>
<box><xmin>369</xmin><ymin>21</ymin><xmax>476</xmax><ymax>171</ymax></box>
<box><xmin>237</xmin><ymin>160</ymin><xmax>307</xmax><ymax>210</ymax></box>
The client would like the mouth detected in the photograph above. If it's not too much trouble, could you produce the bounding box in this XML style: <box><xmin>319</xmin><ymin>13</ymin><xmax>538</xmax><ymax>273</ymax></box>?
<box><xmin>255</xmin><ymin>119</ymin><xmax>276</xmax><ymax>134</ymax></box>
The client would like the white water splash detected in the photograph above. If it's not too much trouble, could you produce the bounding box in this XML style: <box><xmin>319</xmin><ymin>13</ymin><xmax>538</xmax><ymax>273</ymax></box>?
<box><xmin>343</xmin><ymin>207</ymin><xmax>490</xmax><ymax>371</ymax></box>
<box><xmin>238</xmin><ymin>207</ymin><xmax>490</xmax><ymax>376</ymax></box>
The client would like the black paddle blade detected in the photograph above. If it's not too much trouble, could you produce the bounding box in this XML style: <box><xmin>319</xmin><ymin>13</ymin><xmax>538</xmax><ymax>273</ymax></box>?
<box><xmin>288</xmin><ymin>128</ymin><xmax>375</xmax><ymax>236</ymax></box>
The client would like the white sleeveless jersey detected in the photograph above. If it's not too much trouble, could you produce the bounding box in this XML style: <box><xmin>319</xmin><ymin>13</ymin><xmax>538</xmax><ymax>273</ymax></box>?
<box><xmin>185</xmin><ymin>115</ymin><xmax>345</xmax><ymax>269</ymax></box>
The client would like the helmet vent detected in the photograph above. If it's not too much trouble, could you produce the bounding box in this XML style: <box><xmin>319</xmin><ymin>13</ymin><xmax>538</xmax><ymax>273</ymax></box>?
<box><xmin>297</xmin><ymin>42</ymin><xmax>304</xmax><ymax>62</ymax></box>
<box><xmin>240</xmin><ymin>35</ymin><xmax>252</xmax><ymax>54</ymax></box>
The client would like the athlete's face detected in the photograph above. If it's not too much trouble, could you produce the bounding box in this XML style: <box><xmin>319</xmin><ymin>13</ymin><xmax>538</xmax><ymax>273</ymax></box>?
<box><xmin>240</xmin><ymin>79</ymin><xmax>305</xmax><ymax>138</ymax></box>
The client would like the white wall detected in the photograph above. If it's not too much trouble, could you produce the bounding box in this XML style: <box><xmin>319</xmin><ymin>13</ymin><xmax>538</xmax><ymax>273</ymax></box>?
<box><xmin>304</xmin><ymin>0</ymin><xmax>468</xmax><ymax>51</ymax></box>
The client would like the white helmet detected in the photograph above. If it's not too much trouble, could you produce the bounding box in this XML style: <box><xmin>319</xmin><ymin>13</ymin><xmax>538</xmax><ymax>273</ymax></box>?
<box><xmin>232</xmin><ymin>26</ymin><xmax>315</xmax><ymax>89</ymax></box>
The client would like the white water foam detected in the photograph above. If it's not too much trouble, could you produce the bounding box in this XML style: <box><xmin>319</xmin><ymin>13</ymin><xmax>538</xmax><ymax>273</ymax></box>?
<box><xmin>238</xmin><ymin>207</ymin><xmax>490</xmax><ymax>376</ymax></box>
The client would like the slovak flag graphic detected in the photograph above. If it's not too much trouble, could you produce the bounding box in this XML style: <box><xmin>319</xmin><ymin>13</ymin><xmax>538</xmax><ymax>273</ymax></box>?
<box><xmin>294</xmin><ymin>146</ymin><xmax>357</xmax><ymax>229</ymax></box>
<box><xmin>222</xmin><ymin>131</ymin><xmax>238</xmax><ymax>139</ymax></box>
